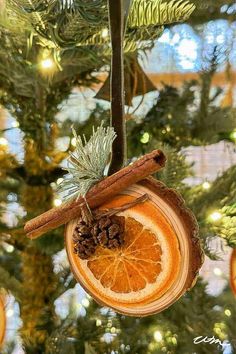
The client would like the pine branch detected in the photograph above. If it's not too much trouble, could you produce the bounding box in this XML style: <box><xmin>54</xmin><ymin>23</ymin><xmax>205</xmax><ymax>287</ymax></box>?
<box><xmin>0</xmin><ymin>266</ymin><xmax>22</xmax><ymax>301</ymax></box>
<box><xmin>129</xmin><ymin>0</ymin><xmax>195</xmax><ymax>27</ymax></box>
<box><xmin>1</xmin><ymin>0</ymin><xmax>195</xmax><ymax>50</ymax></box>
<box><xmin>58</xmin><ymin>123</ymin><xmax>116</xmax><ymax>200</ymax></box>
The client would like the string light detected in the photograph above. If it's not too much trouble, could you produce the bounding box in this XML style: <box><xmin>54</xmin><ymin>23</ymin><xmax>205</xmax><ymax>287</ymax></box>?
<box><xmin>6</xmin><ymin>309</ymin><xmax>14</xmax><ymax>318</ymax></box>
<box><xmin>140</xmin><ymin>132</ymin><xmax>150</xmax><ymax>144</ymax></box>
<box><xmin>213</xmin><ymin>267</ymin><xmax>222</xmax><ymax>276</ymax></box>
<box><xmin>82</xmin><ymin>298</ymin><xmax>90</xmax><ymax>308</ymax></box>
<box><xmin>172</xmin><ymin>337</ymin><xmax>177</xmax><ymax>345</ymax></box>
<box><xmin>202</xmin><ymin>181</ymin><xmax>211</xmax><ymax>190</ymax></box>
<box><xmin>154</xmin><ymin>330</ymin><xmax>163</xmax><ymax>342</ymax></box>
<box><xmin>5</xmin><ymin>244</ymin><xmax>14</xmax><ymax>253</ymax></box>
<box><xmin>0</xmin><ymin>137</ymin><xmax>8</xmax><ymax>146</ymax></box>
<box><xmin>96</xmin><ymin>319</ymin><xmax>102</xmax><ymax>326</ymax></box>
<box><xmin>71</xmin><ymin>137</ymin><xmax>77</xmax><ymax>147</ymax></box>
<box><xmin>166</xmin><ymin>125</ymin><xmax>171</xmax><ymax>132</ymax></box>
<box><xmin>101</xmin><ymin>28</ymin><xmax>109</xmax><ymax>38</ymax></box>
<box><xmin>53</xmin><ymin>198</ymin><xmax>62</xmax><ymax>207</ymax></box>
<box><xmin>209</xmin><ymin>211</ymin><xmax>222</xmax><ymax>222</ymax></box>
<box><xmin>40</xmin><ymin>58</ymin><xmax>54</xmax><ymax>70</ymax></box>
<box><xmin>230</xmin><ymin>130</ymin><xmax>236</xmax><ymax>141</ymax></box>
<box><xmin>224</xmin><ymin>309</ymin><xmax>231</xmax><ymax>317</ymax></box>
<box><xmin>12</xmin><ymin>121</ymin><xmax>19</xmax><ymax>128</ymax></box>
<box><xmin>56</xmin><ymin>178</ymin><xmax>64</xmax><ymax>185</ymax></box>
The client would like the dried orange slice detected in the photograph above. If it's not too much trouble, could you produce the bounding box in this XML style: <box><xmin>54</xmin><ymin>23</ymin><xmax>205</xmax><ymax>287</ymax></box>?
<box><xmin>0</xmin><ymin>295</ymin><xmax>6</xmax><ymax>347</ymax></box>
<box><xmin>65</xmin><ymin>177</ymin><xmax>203</xmax><ymax>316</ymax></box>
<box><xmin>230</xmin><ymin>249</ymin><xmax>236</xmax><ymax>297</ymax></box>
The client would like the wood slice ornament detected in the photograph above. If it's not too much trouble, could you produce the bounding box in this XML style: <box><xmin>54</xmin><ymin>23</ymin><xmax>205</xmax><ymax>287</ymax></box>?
<box><xmin>230</xmin><ymin>249</ymin><xmax>236</xmax><ymax>296</ymax></box>
<box><xmin>65</xmin><ymin>177</ymin><xmax>203</xmax><ymax>316</ymax></box>
<box><xmin>0</xmin><ymin>294</ymin><xmax>6</xmax><ymax>348</ymax></box>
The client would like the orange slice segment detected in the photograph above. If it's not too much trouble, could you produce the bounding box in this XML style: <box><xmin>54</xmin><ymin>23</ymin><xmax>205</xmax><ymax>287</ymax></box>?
<box><xmin>68</xmin><ymin>194</ymin><xmax>181</xmax><ymax>306</ymax></box>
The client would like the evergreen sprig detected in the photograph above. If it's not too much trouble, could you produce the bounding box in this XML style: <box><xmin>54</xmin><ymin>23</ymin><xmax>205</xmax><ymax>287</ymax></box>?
<box><xmin>1</xmin><ymin>0</ymin><xmax>196</xmax><ymax>50</ymax></box>
<box><xmin>58</xmin><ymin>123</ymin><xmax>116</xmax><ymax>200</ymax></box>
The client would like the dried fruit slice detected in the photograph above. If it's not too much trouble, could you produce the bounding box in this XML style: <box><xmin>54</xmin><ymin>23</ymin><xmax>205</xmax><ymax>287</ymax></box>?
<box><xmin>0</xmin><ymin>295</ymin><xmax>6</xmax><ymax>347</ymax></box>
<box><xmin>230</xmin><ymin>249</ymin><xmax>236</xmax><ymax>297</ymax></box>
<box><xmin>65</xmin><ymin>177</ymin><xmax>204</xmax><ymax>316</ymax></box>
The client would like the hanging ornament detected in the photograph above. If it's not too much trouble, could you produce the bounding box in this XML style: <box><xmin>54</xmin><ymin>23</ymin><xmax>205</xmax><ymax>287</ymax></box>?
<box><xmin>24</xmin><ymin>0</ymin><xmax>202</xmax><ymax>316</ymax></box>
<box><xmin>95</xmin><ymin>55</ymin><xmax>156</xmax><ymax>106</ymax></box>
<box><xmin>0</xmin><ymin>294</ymin><xmax>6</xmax><ymax>348</ymax></box>
<box><xmin>230</xmin><ymin>249</ymin><xmax>236</xmax><ymax>297</ymax></box>
<box><xmin>24</xmin><ymin>128</ymin><xmax>203</xmax><ymax>316</ymax></box>
<box><xmin>65</xmin><ymin>177</ymin><xmax>203</xmax><ymax>316</ymax></box>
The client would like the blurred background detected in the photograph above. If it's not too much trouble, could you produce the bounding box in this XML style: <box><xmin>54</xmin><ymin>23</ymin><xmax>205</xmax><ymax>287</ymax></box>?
<box><xmin>0</xmin><ymin>1</ymin><xmax>236</xmax><ymax>353</ymax></box>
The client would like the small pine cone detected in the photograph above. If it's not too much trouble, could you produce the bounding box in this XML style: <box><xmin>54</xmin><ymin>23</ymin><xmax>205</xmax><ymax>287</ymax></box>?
<box><xmin>92</xmin><ymin>215</ymin><xmax>125</xmax><ymax>249</ymax></box>
<box><xmin>73</xmin><ymin>220</ymin><xmax>96</xmax><ymax>260</ymax></box>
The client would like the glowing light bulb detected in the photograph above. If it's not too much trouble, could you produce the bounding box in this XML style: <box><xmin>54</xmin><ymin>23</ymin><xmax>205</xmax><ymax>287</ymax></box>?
<box><xmin>224</xmin><ymin>309</ymin><xmax>231</xmax><ymax>317</ymax></box>
<box><xmin>202</xmin><ymin>181</ymin><xmax>211</xmax><ymax>190</ymax></box>
<box><xmin>0</xmin><ymin>137</ymin><xmax>8</xmax><ymax>146</ymax></box>
<box><xmin>71</xmin><ymin>137</ymin><xmax>77</xmax><ymax>147</ymax></box>
<box><xmin>154</xmin><ymin>330</ymin><xmax>163</xmax><ymax>342</ymax></box>
<box><xmin>12</xmin><ymin>121</ymin><xmax>19</xmax><ymax>128</ymax></box>
<box><xmin>101</xmin><ymin>28</ymin><xmax>109</xmax><ymax>38</ymax></box>
<box><xmin>53</xmin><ymin>198</ymin><xmax>62</xmax><ymax>207</ymax></box>
<box><xmin>230</xmin><ymin>130</ymin><xmax>236</xmax><ymax>141</ymax></box>
<box><xmin>213</xmin><ymin>267</ymin><xmax>222</xmax><ymax>276</ymax></box>
<box><xmin>96</xmin><ymin>319</ymin><xmax>102</xmax><ymax>326</ymax></box>
<box><xmin>5</xmin><ymin>244</ymin><xmax>14</xmax><ymax>253</ymax></box>
<box><xmin>6</xmin><ymin>309</ymin><xmax>14</xmax><ymax>318</ymax></box>
<box><xmin>82</xmin><ymin>298</ymin><xmax>90</xmax><ymax>308</ymax></box>
<box><xmin>56</xmin><ymin>178</ymin><xmax>64</xmax><ymax>185</ymax></box>
<box><xmin>41</xmin><ymin>58</ymin><xmax>54</xmax><ymax>70</ymax></box>
<box><xmin>209</xmin><ymin>211</ymin><xmax>222</xmax><ymax>222</ymax></box>
<box><xmin>140</xmin><ymin>132</ymin><xmax>150</xmax><ymax>144</ymax></box>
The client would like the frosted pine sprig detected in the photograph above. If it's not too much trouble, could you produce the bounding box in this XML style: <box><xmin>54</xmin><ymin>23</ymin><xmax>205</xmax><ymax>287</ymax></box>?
<box><xmin>58</xmin><ymin>123</ymin><xmax>116</xmax><ymax>201</ymax></box>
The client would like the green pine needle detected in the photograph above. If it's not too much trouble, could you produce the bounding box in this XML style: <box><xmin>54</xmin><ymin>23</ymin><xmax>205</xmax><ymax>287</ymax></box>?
<box><xmin>58</xmin><ymin>123</ymin><xmax>116</xmax><ymax>201</ymax></box>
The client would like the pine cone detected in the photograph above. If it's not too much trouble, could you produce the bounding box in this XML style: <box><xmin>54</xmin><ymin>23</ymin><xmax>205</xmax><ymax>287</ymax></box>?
<box><xmin>73</xmin><ymin>211</ymin><xmax>125</xmax><ymax>260</ymax></box>
<box><xmin>92</xmin><ymin>215</ymin><xmax>125</xmax><ymax>249</ymax></box>
<box><xmin>73</xmin><ymin>220</ymin><xmax>96</xmax><ymax>260</ymax></box>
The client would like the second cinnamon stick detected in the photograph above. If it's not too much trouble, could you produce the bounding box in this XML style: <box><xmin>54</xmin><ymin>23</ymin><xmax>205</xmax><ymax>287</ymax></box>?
<box><xmin>24</xmin><ymin>149</ymin><xmax>166</xmax><ymax>239</ymax></box>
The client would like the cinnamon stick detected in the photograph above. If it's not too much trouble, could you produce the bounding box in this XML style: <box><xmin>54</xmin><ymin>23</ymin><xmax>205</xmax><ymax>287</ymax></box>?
<box><xmin>24</xmin><ymin>149</ymin><xmax>166</xmax><ymax>239</ymax></box>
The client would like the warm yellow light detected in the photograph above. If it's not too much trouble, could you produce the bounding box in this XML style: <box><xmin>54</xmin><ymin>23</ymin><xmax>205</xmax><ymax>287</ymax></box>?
<box><xmin>5</xmin><ymin>244</ymin><xmax>14</xmax><ymax>253</ymax></box>
<box><xmin>41</xmin><ymin>58</ymin><xmax>54</xmax><ymax>70</ymax></box>
<box><xmin>56</xmin><ymin>178</ymin><xmax>64</xmax><ymax>185</ymax></box>
<box><xmin>82</xmin><ymin>298</ymin><xmax>90</xmax><ymax>308</ymax></box>
<box><xmin>96</xmin><ymin>319</ymin><xmax>102</xmax><ymax>326</ymax></box>
<box><xmin>213</xmin><ymin>267</ymin><xmax>222</xmax><ymax>276</ymax></box>
<box><xmin>101</xmin><ymin>28</ymin><xmax>109</xmax><ymax>38</ymax></box>
<box><xmin>154</xmin><ymin>330</ymin><xmax>163</xmax><ymax>342</ymax></box>
<box><xmin>140</xmin><ymin>132</ymin><xmax>150</xmax><ymax>144</ymax></box>
<box><xmin>230</xmin><ymin>130</ymin><xmax>236</xmax><ymax>141</ymax></box>
<box><xmin>224</xmin><ymin>309</ymin><xmax>231</xmax><ymax>317</ymax></box>
<box><xmin>172</xmin><ymin>337</ymin><xmax>177</xmax><ymax>345</ymax></box>
<box><xmin>6</xmin><ymin>309</ymin><xmax>14</xmax><ymax>318</ymax></box>
<box><xmin>12</xmin><ymin>121</ymin><xmax>19</xmax><ymax>128</ymax></box>
<box><xmin>53</xmin><ymin>198</ymin><xmax>62</xmax><ymax>207</ymax></box>
<box><xmin>202</xmin><ymin>181</ymin><xmax>211</xmax><ymax>190</ymax></box>
<box><xmin>209</xmin><ymin>211</ymin><xmax>222</xmax><ymax>222</ymax></box>
<box><xmin>0</xmin><ymin>137</ymin><xmax>8</xmax><ymax>146</ymax></box>
<box><xmin>71</xmin><ymin>137</ymin><xmax>77</xmax><ymax>147</ymax></box>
